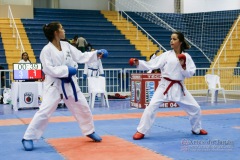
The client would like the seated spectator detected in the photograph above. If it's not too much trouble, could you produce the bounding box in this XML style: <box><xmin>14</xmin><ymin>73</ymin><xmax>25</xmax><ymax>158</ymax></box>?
<box><xmin>0</xmin><ymin>65</ymin><xmax>5</xmax><ymax>88</ymax></box>
<box><xmin>18</xmin><ymin>52</ymin><xmax>36</xmax><ymax>82</ymax></box>
<box><xmin>69</xmin><ymin>35</ymin><xmax>78</xmax><ymax>48</ymax></box>
<box><xmin>19</xmin><ymin>52</ymin><xmax>31</xmax><ymax>63</ymax></box>
<box><xmin>0</xmin><ymin>65</ymin><xmax>5</xmax><ymax>103</ymax></box>
<box><xmin>76</xmin><ymin>36</ymin><xmax>88</xmax><ymax>52</ymax></box>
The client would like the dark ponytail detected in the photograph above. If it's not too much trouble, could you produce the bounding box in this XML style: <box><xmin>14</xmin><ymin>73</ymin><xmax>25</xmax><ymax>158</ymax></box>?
<box><xmin>42</xmin><ymin>22</ymin><xmax>61</xmax><ymax>42</ymax></box>
<box><xmin>173</xmin><ymin>31</ymin><xmax>190</xmax><ymax>53</ymax></box>
<box><xmin>21</xmin><ymin>52</ymin><xmax>31</xmax><ymax>63</ymax></box>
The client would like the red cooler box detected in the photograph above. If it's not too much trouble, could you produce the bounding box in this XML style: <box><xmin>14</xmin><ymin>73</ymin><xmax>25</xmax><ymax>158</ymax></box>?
<box><xmin>130</xmin><ymin>73</ymin><xmax>178</xmax><ymax>109</ymax></box>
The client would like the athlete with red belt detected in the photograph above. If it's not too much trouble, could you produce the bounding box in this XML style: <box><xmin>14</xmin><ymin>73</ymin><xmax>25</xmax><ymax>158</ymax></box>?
<box><xmin>129</xmin><ymin>31</ymin><xmax>208</xmax><ymax>140</ymax></box>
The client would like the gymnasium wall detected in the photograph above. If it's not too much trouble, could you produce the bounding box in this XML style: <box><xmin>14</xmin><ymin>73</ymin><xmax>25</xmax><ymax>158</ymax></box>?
<box><xmin>183</xmin><ymin>0</ymin><xmax>240</xmax><ymax>13</ymax></box>
<box><xmin>0</xmin><ymin>0</ymin><xmax>33</xmax><ymax>18</ymax></box>
<box><xmin>1</xmin><ymin>0</ymin><xmax>240</xmax><ymax>18</ymax></box>
<box><xmin>115</xmin><ymin>0</ymin><xmax>240</xmax><ymax>13</ymax></box>
<box><xmin>59</xmin><ymin>0</ymin><xmax>109</xmax><ymax>10</ymax></box>
<box><xmin>115</xmin><ymin>0</ymin><xmax>175</xmax><ymax>13</ymax></box>
<box><xmin>34</xmin><ymin>0</ymin><xmax>109</xmax><ymax>11</ymax></box>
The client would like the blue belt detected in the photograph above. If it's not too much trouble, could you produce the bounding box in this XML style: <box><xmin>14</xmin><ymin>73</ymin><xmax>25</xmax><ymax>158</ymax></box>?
<box><xmin>88</xmin><ymin>68</ymin><xmax>98</xmax><ymax>71</ymax></box>
<box><xmin>88</xmin><ymin>68</ymin><xmax>99</xmax><ymax>76</ymax></box>
<box><xmin>60</xmin><ymin>77</ymin><xmax>78</xmax><ymax>102</ymax></box>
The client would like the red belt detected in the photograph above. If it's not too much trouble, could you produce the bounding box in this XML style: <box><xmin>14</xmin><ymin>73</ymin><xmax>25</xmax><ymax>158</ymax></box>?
<box><xmin>163</xmin><ymin>77</ymin><xmax>185</xmax><ymax>96</ymax></box>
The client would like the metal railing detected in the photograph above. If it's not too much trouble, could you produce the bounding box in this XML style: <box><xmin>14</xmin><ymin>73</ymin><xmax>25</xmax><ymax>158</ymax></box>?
<box><xmin>8</xmin><ymin>5</ymin><xmax>25</xmax><ymax>54</ymax></box>
<box><xmin>1</xmin><ymin>67</ymin><xmax>239</xmax><ymax>97</ymax></box>
<box><xmin>77</xmin><ymin>68</ymin><xmax>123</xmax><ymax>94</ymax></box>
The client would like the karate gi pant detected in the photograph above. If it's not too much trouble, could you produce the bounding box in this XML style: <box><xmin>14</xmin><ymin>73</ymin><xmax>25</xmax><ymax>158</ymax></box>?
<box><xmin>137</xmin><ymin>84</ymin><xmax>202</xmax><ymax>134</ymax></box>
<box><xmin>23</xmin><ymin>85</ymin><xmax>94</xmax><ymax>140</ymax></box>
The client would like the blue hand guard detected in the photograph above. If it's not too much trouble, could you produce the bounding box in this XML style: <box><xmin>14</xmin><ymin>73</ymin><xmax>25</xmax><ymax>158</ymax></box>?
<box><xmin>97</xmin><ymin>49</ymin><xmax>108</xmax><ymax>58</ymax></box>
<box><xmin>68</xmin><ymin>66</ymin><xmax>77</xmax><ymax>77</ymax></box>
<box><xmin>83</xmin><ymin>74</ymin><xmax>87</xmax><ymax>79</ymax></box>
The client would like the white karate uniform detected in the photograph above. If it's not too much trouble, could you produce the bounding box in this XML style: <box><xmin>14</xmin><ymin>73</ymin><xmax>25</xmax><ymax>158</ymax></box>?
<box><xmin>18</xmin><ymin>60</ymin><xmax>31</xmax><ymax>63</ymax></box>
<box><xmin>23</xmin><ymin>41</ymin><xmax>98</xmax><ymax>140</ymax></box>
<box><xmin>136</xmin><ymin>50</ymin><xmax>203</xmax><ymax>134</ymax></box>
<box><xmin>84</xmin><ymin>59</ymin><xmax>104</xmax><ymax>77</ymax></box>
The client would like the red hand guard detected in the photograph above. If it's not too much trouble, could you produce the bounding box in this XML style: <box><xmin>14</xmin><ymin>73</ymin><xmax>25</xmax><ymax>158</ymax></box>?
<box><xmin>177</xmin><ymin>54</ymin><xmax>186</xmax><ymax>68</ymax></box>
<box><xmin>129</xmin><ymin>58</ymin><xmax>135</xmax><ymax>66</ymax></box>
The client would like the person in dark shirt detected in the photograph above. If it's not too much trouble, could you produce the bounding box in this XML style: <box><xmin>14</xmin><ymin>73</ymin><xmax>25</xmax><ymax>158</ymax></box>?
<box><xmin>0</xmin><ymin>65</ymin><xmax>5</xmax><ymax>104</ymax></box>
<box><xmin>0</xmin><ymin>65</ymin><xmax>5</xmax><ymax>88</ymax></box>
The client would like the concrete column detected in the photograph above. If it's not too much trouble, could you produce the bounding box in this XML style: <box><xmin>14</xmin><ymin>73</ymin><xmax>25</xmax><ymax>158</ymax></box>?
<box><xmin>49</xmin><ymin>0</ymin><xmax>59</xmax><ymax>8</ymax></box>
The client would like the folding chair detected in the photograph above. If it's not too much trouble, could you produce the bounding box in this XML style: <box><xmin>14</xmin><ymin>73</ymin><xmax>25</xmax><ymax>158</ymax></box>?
<box><xmin>204</xmin><ymin>74</ymin><xmax>227</xmax><ymax>103</ymax></box>
<box><xmin>87</xmin><ymin>76</ymin><xmax>110</xmax><ymax>108</ymax></box>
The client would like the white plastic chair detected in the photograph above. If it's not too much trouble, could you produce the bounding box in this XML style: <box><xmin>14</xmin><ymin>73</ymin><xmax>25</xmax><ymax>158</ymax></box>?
<box><xmin>87</xmin><ymin>76</ymin><xmax>109</xmax><ymax>108</ymax></box>
<box><xmin>204</xmin><ymin>74</ymin><xmax>226</xmax><ymax>103</ymax></box>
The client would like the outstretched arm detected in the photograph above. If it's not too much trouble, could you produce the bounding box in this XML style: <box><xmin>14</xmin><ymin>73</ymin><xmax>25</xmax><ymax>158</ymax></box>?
<box><xmin>69</xmin><ymin>44</ymin><xmax>98</xmax><ymax>64</ymax></box>
<box><xmin>130</xmin><ymin>52</ymin><xmax>166</xmax><ymax>71</ymax></box>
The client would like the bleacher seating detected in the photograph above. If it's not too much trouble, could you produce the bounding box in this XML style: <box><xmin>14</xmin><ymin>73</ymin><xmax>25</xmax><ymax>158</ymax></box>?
<box><xmin>0</xmin><ymin>36</ymin><xmax>7</xmax><ymax>69</ymax></box>
<box><xmin>125</xmin><ymin>12</ymin><xmax>211</xmax><ymax>68</ymax></box>
<box><xmin>156</xmin><ymin>10</ymin><xmax>240</xmax><ymax>60</ymax></box>
<box><xmin>125</xmin><ymin>10</ymin><xmax>240</xmax><ymax>69</ymax></box>
<box><xmin>0</xmin><ymin>36</ymin><xmax>11</xmax><ymax>88</ymax></box>
<box><xmin>1</xmin><ymin>8</ymin><xmax>240</xmax><ymax>71</ymax></box>
<box><xmin>21</xmin><ymin>8</ymin><xmax>147</xmax><ymax>69</ymax></box>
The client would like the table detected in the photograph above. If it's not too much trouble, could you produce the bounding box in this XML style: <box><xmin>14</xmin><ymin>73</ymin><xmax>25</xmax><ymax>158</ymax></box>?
<box><xmin>11</xmin><ymin>82</ymin><xmax>43</xmax><ymax>111</ymax></box>
<box><xmin>130</xmin><ymin>73</ymin><xmax>178</xmax><ymax>109</ymax></box>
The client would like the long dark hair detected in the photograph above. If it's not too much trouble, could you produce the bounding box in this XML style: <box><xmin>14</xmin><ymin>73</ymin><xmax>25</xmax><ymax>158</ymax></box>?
<box><xmin>43</xmin><ymin>22</ymin><xmax>61</xmax><ymax>42</ymax></box>
<box><xmin>21</xmin><ymin>52</ymin><xmax>31</xmax><ymax>63</ymax></box>
<box><xmin>173</xmin><ymin>31</ymin><xmax>190</xmax><ymax>53</ymax></box>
